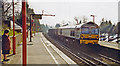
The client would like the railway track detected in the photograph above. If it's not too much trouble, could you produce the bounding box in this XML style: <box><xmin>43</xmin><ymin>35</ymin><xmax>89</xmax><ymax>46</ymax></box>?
<box><xmin>99</xmin><ymin>54</ymin><xmax>120</xmax><ymax>64</ymax></box>
<box><xmin>44</xmin><ymin>34</ymin><xmax>120</xmax><ymax>66</ymax></box>
<box><xmin>59</xmin><ymin>44</ymin><xmax>108</xmax><ymax>66</ymax></box>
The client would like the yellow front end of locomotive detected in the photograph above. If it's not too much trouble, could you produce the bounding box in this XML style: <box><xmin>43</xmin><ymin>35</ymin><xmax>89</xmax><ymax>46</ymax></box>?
<box><xmin>80</xmin><ymin>34</ymin><xmax>99</xmax><ymax>44</ymax></box>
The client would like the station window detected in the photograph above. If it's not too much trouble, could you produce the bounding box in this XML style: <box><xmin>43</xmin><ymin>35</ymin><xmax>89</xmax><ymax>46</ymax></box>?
<box><xmin>60</xmin><ymin>29</ymin><xmax>62</xmax><ymax>34</ymax></box>
<box><xmin>70</xmin><ymin>31</ymin><xmax>72</xmax><ymax>36</ymax></box>
<box><xmin>73</xmin><ymin>31</ymin><xmax>75</xmax><ymax>36</ymax></box>
<box><xmin>70</xmin><ymin>31</ymin><xmax>75</xmax><ymax>36</ymax></box>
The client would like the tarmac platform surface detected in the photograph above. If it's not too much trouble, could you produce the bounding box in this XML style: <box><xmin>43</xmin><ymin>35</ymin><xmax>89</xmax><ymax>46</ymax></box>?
<box><xmin>99</xmin><ymin>41</ymin><xmax>120</xmax><ymax>50</ymax></box>
<box><xmin>2</xmin><ymin>32</ymin><xmax>76</xmax><ymax>65</ymax></box>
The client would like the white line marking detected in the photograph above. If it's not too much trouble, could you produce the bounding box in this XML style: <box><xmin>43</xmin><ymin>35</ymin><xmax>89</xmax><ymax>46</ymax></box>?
<box><xmin>49</xmin><ymin>42</ymin><xmax>77</xmax><ymax>64</ymax></box>
<box><xmin>40</xmin><ymin>38</ymin><xmax>59</xmax><ymax>64</ymax></box>
<box><xmin>41</xmin><ymin>34</ymin><xmax>77</xmax><ymax>65</ymax></box>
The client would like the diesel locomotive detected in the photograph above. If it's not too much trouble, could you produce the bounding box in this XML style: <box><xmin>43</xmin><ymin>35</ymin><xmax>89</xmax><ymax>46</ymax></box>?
<box><xmin>48</xmin><ymin>22</ymin><xmax>99</xmax><ymax>44</ymax></box>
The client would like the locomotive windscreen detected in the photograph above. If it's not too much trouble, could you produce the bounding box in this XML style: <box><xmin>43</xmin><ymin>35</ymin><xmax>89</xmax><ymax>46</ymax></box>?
<box><xmin>81</xmin><ymin>27</ymin><xmax>89</xmax><ymax>34</ymax></box>
<box><xmin>91</xmin><ymin>27</ymin><xmax>99</xmax><ymax>34</ymax></box>
<box><xmin>81</xmin><ymin>25</ymin><xmax>99</xmax><ymax>34</ymax></box>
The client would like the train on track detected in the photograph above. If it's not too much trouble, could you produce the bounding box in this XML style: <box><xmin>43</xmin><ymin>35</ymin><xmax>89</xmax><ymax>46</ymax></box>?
<box><xmin>48</xmin><ymin>22</ymin><xmax>99</xmax><ymax>44</ymax></box>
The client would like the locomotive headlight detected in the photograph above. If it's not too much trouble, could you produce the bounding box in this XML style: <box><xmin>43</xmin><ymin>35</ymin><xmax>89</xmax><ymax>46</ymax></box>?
<box><xmin>97</xmin><ymin>36</ymin><xmax>99</xmax><ymax>39</ymax></box>
<box><xmin>81</xmin><ymin>35</ymin><xmax>83</xmax><ymax>37</ymax></box>
<box><xmin>97</xmin><ymin>36</ymin><xmax>98</xmax><ymax>38</ymax></box>
<box><xmin>81</xmin><ymin>35</ymin><xmax>83</xmax><ymax>39</ymax></box>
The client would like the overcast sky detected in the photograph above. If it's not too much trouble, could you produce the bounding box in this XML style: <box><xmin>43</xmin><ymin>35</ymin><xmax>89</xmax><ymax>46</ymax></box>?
<box><xmin>27</xmin><ymin>0</ymin><xmax>119</xmax><ymax>26</ymax></box>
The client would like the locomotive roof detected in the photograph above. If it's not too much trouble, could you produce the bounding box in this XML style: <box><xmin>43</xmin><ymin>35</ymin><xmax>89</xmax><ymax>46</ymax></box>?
<box><xmin>59</xmin><ymin>22</ymin><xmax>98</xmax><ymax>29</ymax></box>
<box><xmin>59</xmin><ymin>23</ymin><xmax>84</xmax><ymax>29</ymax></box>
<box><xmin>82</xmin><ymin>22</ymin><xmax>99</xmax><ymax>28</ymax></box>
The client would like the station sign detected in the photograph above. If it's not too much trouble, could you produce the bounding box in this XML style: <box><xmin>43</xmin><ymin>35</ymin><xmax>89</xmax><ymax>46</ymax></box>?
<box><xmin>32</xmin><ymin>14</ymin><xmax>42</xmax><ymax>19</ymax></box>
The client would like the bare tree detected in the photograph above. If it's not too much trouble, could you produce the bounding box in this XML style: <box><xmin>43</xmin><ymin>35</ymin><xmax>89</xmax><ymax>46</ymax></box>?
<box><xmin>55</xmin><ymin>24</ymin><xmax>60</xmax><ymax>28</ymax></box>
<box><xmin>82</xmin><ymin>16</ymin><xmax>88</xmax><ymax>23</ymax></box>
<box><xmin>2</xmin><ymin>0</ymin><xmax>20</xmax><ymax>20</ymax></box>
<box><xmin>74</xmin><ymin>16</ymin><xmax>79</xmax><ymax>24</ymax></box>
<box><xmin>61</xmin><ymin>20</ymin><xmax>65</xmax><ymax>25</ymax></box>
<box><xmin>102</xmin><ymin>18</ymin><xmax>105</xmax><ymax>22</ymax></box>
<box><xmin>74</xmin><ymin>16</ymin><xmax>83</xmax><ymax>25</ymax></box>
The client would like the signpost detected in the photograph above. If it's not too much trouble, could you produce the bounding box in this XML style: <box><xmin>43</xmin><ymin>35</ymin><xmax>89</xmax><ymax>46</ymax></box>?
<box><xmin>30</xmin><ymin>14</ymin><xmax>42</xmax><ymax>42</ymax></box>
<box><xmin>29</xmin><ymin>12</ymin><xmax>55</xmax><ymax>42</ymax></box>
<box><xmin>32</xmin><ymin>14</ymin><xmax>42</xmax><ymax>19</ymax></box>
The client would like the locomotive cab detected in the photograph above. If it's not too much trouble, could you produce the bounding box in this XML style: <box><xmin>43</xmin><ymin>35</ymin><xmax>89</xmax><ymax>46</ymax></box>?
<box><xmin>80</xmin><ymin>22</ymin><xmax>99</xmax><ymax>44</ymax></box>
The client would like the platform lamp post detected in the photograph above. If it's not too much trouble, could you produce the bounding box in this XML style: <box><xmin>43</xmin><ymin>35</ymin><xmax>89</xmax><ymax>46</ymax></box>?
<box><xmin>32</xmin><ymin>23</ymin><xmax>34</xmax><ymax>36</ymax></box>
<box><xmin>118</xmin><ymin>22</ymin><xmax>120</xmax><ymax>43</ymax></box>
<box><xmin>30</xmin><ymin>14</ymin><xmax>33</xmax><ymax>42</ymax></box>
<box><xmin>31</xmin><ymin>19</ymin><xmax>34</xmax><ymax>37</ymax></box>
<box><xmin>30</xmin><ymin>14</ymin><xmax>32</xmax><ymax>42</ymax></box>
<box><xmin>12</xmin><ymin>0</ymin><xmax>16</xmax><ymax>55</ymax></box>
<box><xmin>34</xmin><ymin>23</ymin><xmax>36</xmax><ymax>36</ymax></box>
<box><xmin>22</xmin><ymin>0</ymin><xmax>27</xmax><ymax>65</ymax></box>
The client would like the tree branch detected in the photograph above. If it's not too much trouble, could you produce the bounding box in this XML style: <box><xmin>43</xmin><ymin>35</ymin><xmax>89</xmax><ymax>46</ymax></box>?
<box><xmin>4</xmin><ymin>4</ymin><xmax>11</xmax><ymax>14</ymax></box>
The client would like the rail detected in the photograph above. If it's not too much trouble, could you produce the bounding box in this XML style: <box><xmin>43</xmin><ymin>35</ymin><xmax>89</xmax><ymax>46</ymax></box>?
<box><xmin>45</xmin><ymin>33</ymin><xmax>120</xmax><ymax>65</ymax></box>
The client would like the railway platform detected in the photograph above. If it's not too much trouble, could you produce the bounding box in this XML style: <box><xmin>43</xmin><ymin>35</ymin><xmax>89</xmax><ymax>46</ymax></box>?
<box><xmin>1</xmin><ymin>32</ymin><xmax>76</xmax><ymax>65</ymax></box>
<box><xmin>99</xmin><ymin>41</ymin><xmax>120</xmax><ymax>50</ymax></box>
